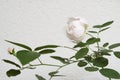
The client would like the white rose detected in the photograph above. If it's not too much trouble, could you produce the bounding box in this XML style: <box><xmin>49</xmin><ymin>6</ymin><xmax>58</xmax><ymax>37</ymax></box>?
<box><xmin>66</xmin><ymin>17</ymin><xmax>89</xmax><ymax>43</ymax></box>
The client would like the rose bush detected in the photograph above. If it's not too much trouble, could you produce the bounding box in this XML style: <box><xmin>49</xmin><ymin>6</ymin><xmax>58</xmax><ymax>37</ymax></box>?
<box><xmin>3</xmin><ymin>18</ymin><xmax>120</xmax><ymax>80</ymax></box>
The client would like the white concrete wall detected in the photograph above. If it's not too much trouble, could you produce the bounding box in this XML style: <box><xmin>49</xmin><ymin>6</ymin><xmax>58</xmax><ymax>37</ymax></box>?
<box><xmin>0</xmin><ymin>0</ymin><xmax>120</xmax><ymax>80</ymax></box>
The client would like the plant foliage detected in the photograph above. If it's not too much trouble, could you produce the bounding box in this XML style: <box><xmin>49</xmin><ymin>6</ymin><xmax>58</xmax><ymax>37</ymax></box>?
<box><xmin>3</xmin><ymin>20</ymin><xmax>120</xmax><ymax>80</ymax></box>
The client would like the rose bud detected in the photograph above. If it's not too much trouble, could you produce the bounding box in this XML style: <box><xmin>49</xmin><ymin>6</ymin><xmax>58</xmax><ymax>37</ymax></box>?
<box><xmin>8</xmin><ymin>48</ymin><xmax>13</xmax><ymax>54</ymax></box>
<box><xmin>66</xmin><ymin>17</ymin><xmax>89</xmax><ymax>43</ymax></box>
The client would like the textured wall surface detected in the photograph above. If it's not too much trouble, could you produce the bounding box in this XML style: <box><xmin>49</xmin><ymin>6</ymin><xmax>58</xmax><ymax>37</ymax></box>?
<box><xmin>0</xmin><ymin>0</ymin><xmax>120</xmax><ymax>80</ymax></box>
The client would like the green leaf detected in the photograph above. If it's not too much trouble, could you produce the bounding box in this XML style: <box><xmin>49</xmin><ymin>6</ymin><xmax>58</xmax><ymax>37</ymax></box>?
<box><xmin>16</xmin><ymin>50</ymin><xmax>40</xmax><ymax>65</ymax></box>
<box><xmin>84</xmin><ymin>55</ymin><xmax>92</xmax><ymax>62</ymax></box>
<box><xmin>101</xmin><ymin>21</ymin><xmax>113</xmax><ymax>28</ymax></box>
<box><xmin>101</xmin><ymin>49</ymin><xmax>113</xmax><ymax>53</ymax></box>
<box><xmin>109</xmin><ymin>43</ymin><xmax>120</xmax><ymax>49</ymax></box>
<box><xmin>49</xmin><ymin>71</ymin><xmax>58</xmax><ymax>77</ymax></box>
<box><xmin>74</xmin><ymin>42</ymin><xmax>86</xmax><ymax>48</ymax></box>
<box><xmin>100</xmin><ymin>52</ymin><xmax>111</xmax><ymax>56</ymax></box>
<box><xmin>51</xmin><ymin>56</ymin><xmax>68</xmax><ymax>64</ymax></box>
<box><xmin>99</xmin><ymin>68</ymin><xmax>120</xmax><ymax>79</ymax></box>
<box><xmin>114</xmin><ymin>51</ymin><xmax>120</xmax><ymax>59</ymax></box>
<box><xmin>52</xmin><ymin>75</ymin><xmax>65</xmax><ymax>77</ymax></box>
<box><xmin>93</xmin><ymin>57</ymin><xmax>108</xmax><ymax>67</ymax></box>
<box><xmin>34</xmin><ymin>45</ymin><xmax>59</xmax><ymax>51</ymax></box>
<box><xmin>86</xmin><ymin>37</ymin><xmax>100</xmax><ymax>45</ymax></box>
<box><xmin>103</xmin><ymin>43</ymin><xmax>109</xmax><ymax>47</ymax></box>
<box><xmin>35</xmin><ymin>74</ymin><xmax>46</xmax><ymax>80</ymax></box>
<box><xmin>88</xmin><ymin>31</ymin><xmax>98</xmax><ymax>33</ymax></box>
<box><xmin>99</xmin><ymin>27</ymin><xmax>110</xmax><ymax>33</ymax></box>
<box><xmin>93</xmin><ymin>25</ymin><xmax>101</xmax><ymax>28</ymax></box>
<box><xmin>39</xmin><ymin>49</ymin><xmax>55</xmax><ymax>54</ymax></box>
<box><xmin>77</xmin><ymin>60</ymin><xmax>87</xmax><ymax>67</ymax></box>
<box><xmin>75</xmin><ymin>48</ymin><xmax>89</xmax><ymax>59</ymax></box>
<box><xmin>85</xmin><ymin>67</ymin><xmax>99</xmax><ymax>72</ymax></box>
<box><xmin>93</xmin><ymin>21</ymin><xmax>113</xmax><ymax>28</ymax></box>
<box><xmin>5</xmin><ymin>40</ymin><xmax>32</xmax><ymax>51</ymax></box>
<box><xmin>6</xmin><ymin>69</ymin><xmax>21</xmax><ymax>77</ymax></box>
<box><xmin>100</xmin><ymin>49</ymin><xmax>112</xmax><ymax>56</ymax></box>
<box><xmin>3</xmin><ymin>59</ymin><xmax>21</xmax><ymax>68</ymax></box>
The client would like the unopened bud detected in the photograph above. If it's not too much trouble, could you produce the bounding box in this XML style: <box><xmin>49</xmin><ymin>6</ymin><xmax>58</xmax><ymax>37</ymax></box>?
<box><xmin>8</xmin><ymin>48</ymin><xmax>13</xmax><ymax>54</ymax></box>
